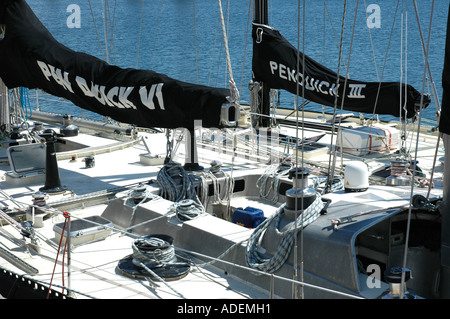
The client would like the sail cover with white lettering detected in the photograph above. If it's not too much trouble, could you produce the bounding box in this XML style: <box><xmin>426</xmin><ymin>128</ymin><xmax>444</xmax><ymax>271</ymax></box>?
<box><xmin>0</xmin><ymin>0</ymin><xmax>229</xmax><ymax>129</ymax></box>
<box><xmin>252</xmin><ymin>23</ymin><xmax>427</xmax><ymax>118</ymax></box>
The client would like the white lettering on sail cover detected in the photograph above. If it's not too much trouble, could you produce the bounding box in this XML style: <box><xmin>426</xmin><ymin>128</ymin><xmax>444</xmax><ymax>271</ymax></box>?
<box><xmin>347</xmin><ymin>84</ymin><xmax>366</xmax><ymax>98</ymax></box>
<box><xmin>37</xmin><ymin>60</ymin><xmax>74</xmax><ymax>93</ymax></box>
<box><xmin>74</xmin><ymin>76</ymin><xmax>136</xmax><ymax>109</ymax></box>
<box><xmin>268</xmin><ymin>60</ymin><xmax>342</xmax><ymax>97</ymax></box>
<box><xmin>139</xmin><ymin>83</ymin><xmax>165</xmax><ymax>110</ymax></box>
<box><xmin>36</xmin><ymin>60</ymin><xmax>166</xmax><ymax>111</ymax></box>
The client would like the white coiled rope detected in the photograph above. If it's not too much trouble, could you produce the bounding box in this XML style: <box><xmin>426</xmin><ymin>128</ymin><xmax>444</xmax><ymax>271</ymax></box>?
<box><xmin>208</xmin><ymin>161</ymin><xmax>234</xmax><ymax>206</ymax></box>
<box><xmin>256</xmin><ymin>162</ymin><xmax>292</xmax><ymax>203</ymax></box>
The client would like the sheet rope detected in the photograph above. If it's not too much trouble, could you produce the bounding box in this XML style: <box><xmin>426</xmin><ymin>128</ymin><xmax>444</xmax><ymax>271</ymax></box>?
<box><xmin>245</xmin><ymin>195</ymin><xmax>324</xmax><ymax>273</ymax></box>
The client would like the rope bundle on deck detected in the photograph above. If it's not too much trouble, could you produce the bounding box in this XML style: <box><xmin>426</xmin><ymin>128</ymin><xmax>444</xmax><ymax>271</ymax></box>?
<box><xmin>256</xmin><ymin>161</ymin><xmax>292</xmax><ymax>203</ymax></box>
<box><xmin>132</xmin><ymin>237</ymin><xmax>176</xmax><ymax>269</ymax></box>
<box><xmin>246</xmin><ymin>195</ymin><xmax>324</xmax><ymax>273</ymax></box>
<box><xmin>157</xmin><ymin>162</ymin><xmax>201</xmax><ymax>204</ymax></box>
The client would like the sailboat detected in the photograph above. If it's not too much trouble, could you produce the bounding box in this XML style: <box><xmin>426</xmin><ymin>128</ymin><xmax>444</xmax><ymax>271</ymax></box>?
<box><xmin>0</xmin><ymin>0</ymin><xmax>447</xmax><ymax>300</ymax></box>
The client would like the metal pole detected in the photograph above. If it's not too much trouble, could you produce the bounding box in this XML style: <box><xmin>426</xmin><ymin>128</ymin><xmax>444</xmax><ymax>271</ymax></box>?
<box><xmin>253</xmin><ymin>0</ymin><xmax>271</xmax><ymax>127</ymax></box>
<box><xmin>0</xmin><ymin>78</ymin><xmax>10</xmax><ymax>134</ymax></box>
<box><xmin>66</xmin><ymin>213</ymin><xmax>72</xmax><ymax>297</ymax></box>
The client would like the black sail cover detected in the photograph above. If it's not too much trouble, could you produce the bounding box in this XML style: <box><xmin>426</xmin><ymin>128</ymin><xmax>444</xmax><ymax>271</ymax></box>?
<box><xmin>0</xmin><ymin>0</ymin><xmax>229</xmax><ymax>130</ymax></box>
<box><xmin>252</xmin><ymin>23</ymin><xmax>424</xmax><ymax>118</ymax></box>
<box><xmin>440</xmin><ymin>4</ymin><xmax>450</xmax><ymax>135</ymax></box>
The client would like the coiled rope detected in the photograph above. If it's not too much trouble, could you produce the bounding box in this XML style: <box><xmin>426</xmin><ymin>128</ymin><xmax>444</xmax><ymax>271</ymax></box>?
<box><xmin>207</xmin><ymin>161</ymin><xmax>234</xmax><ymax>206</ymax></box>
<box><xmin>256</xmin><ymin>162</ymin><xmax>292</xmax><ymax>203</ymax></box>
<box><xmin>131</xmin><ymin>236</ymin><xmax>185</xmax><ymax>297</ymax></box>
<box><xmin>126</xmin><ymin>183</ymin><xmax>161</xmax><ymax>230</ymax></box>
<box><xmin>246</xmin><ymin>195</ymin><xmax>324</xmax><ymax>273</ymax></box>
<box><xmin>157</xmin><ymin>162</ymin><xmax>207</xmax><ymax>222</ymax></box>
<box><xmin>132</xmin><ymin>237</ymin><xmax>175</xmax><ymax>268</ymax></box>
<box><xmin>128</xmin><ymin>183</ymin><xmax>159</xmax><ymax>204</ymax></box>
<box><xmin>169</xmin><ymin>199</ymin><xmax>205</xmax><ymax>222</ymax></box>
<box><xmin>310</xmin><ymin>175</ymin><xmax>344</xmax><ymax>194</ymax></box>
<box><xmin>157</xmin><ymin>162</ymin><xmax>201</xmax><ymax>204</ymax></box>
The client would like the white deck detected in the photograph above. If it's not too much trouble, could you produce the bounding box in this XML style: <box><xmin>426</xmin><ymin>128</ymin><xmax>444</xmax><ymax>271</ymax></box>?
<box><xmin>0</xmin><ymin>117</ymin><xmax>444</xmax><ymax>299</ymax></box>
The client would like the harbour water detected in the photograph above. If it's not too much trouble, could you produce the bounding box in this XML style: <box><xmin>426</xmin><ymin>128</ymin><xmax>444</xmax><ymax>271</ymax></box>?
<box><xmin>26</xmin><ymin>0</ymin><xmax>449</xmax><ymax>126</ymax></box>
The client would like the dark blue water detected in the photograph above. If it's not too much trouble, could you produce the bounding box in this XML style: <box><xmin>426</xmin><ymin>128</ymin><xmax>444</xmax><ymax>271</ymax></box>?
<box><xmin>27</xmin><ymin>0</ymin><xmax>449</xmax><ymax>125</ymax></box>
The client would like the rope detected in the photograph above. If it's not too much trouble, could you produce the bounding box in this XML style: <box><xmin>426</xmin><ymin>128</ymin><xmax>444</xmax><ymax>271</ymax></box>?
<box><xmin>311</xmin><ymin>175</ymin><xmax>344</xmax><ymax>194</ymax></box>
<box><xmin>169</xmin><ymin>199</ymin><xmax>205</xmax><ymax>222</ymax></box>
<box><xmin>256</xmin><ymin>162</ymin><xmax>292</xmax><ymax>203</ymax></box>
<box><xmin>207</xmin><ymin>161</ymin><xmax>234</xmax><ymax>206</ymax></box>
<box><xmin>218</xmin><ymin>0</ymin><xmax>239</xmax><ymax>102</ymax></box>
<box><xmin>131</xmin><ymin>236</ymin><xmax>185</xmax><ymax>297</ymax></box>
<box><xmin>156</xmin><ymin>162</ymin><xmax>201</xmax><ymax>204</ymax></box>
<box><xmin>127</xmin><ymin>183</ymin><xmax>159</xmax><ymax>203</ymax></box>
<box><xmin>132</xmin><ymin>237</ymin><xmax>175</xmax><ymax>268</ymax></box>
<box><xmin>47</xmin><ymin>211</ymin><xmax>71</xmax><ymax>299</ymax></box>
<box><xmin>126</xmin><ymin>183</ymin><xmax>161</xmax><ymax>231</ymax></box>
<box><xmin>19</xmin><ymin>87</ymin><xmax>32</xmax><ymax>120</ymax></box>
<box><xmin>246</xmin><ymin>195</ymin><xmax>324</xmax><ymax>273</ymax></box>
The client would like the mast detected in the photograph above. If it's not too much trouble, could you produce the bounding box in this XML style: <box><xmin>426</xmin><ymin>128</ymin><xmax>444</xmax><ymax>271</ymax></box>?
<box><xmin>439</xmin><ymin>2</ymin><xmax>450</xmax><ymax>300</ymax></box>
<box><xmin>0</xmin><ymin>78</ymin><xmax>9</xmax><ymax>135</ymax></box>
<box><xmin>253</xmin><ymin>0</ymin><xmax>271</xmax><ymax>127</ymax></box>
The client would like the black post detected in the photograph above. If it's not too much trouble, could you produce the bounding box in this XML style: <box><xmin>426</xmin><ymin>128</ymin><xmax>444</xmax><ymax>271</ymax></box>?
<box><xmin>183</xmin><ymin>128</ymin><xmax>203</xmax><ymax>171</ymax></box>
<box><xmin>39</xmin><ymin>129</ymin><xmax>67</xmax><ymax>194</ymax></box>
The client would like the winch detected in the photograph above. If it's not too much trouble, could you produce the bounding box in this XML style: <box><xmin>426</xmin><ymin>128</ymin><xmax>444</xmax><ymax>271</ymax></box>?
<box><xmin>60</xmin><ymin>114</ymin><xmax>79</xmax><ymax>137</ymax></box>
<box><xmin>285</xmin><ymin>167</ymin><xmax>316</xmax><ymax>211</ymax></box>
<box><xmin>116</xmin><ymin>234</ymin><xmax>191</xmax><ymax>281</ymax></box>
<box><xmin>380</xmin><ymin>267</ymin><xmax>417</xmax><ymax>299</ymax></box>
<box><xmin>386</xmin><ymin>159</ymin><xmax>411</xmax><ymax>186</ymax></box>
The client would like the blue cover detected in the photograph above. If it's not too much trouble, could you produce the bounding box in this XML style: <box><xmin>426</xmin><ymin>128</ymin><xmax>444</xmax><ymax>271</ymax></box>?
<box><xmin>232</xmin><ymin>206</ymin><xmax>265</xmax><ymax>228</ymax></box>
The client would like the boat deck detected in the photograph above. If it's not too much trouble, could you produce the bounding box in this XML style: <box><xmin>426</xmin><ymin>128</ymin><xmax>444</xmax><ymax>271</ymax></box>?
<box><xmin>0</xmin><ymin>116</ymin><xmax>444</xmax><ymax>299</ymax></box>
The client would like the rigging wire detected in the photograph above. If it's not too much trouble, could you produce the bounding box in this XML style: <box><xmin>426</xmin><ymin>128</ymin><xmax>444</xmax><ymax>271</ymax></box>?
<box><xmin>207</xmin><ymin>14</ymin><xmax>221</xmax><ymax>86</ymax></box>
<box><xmin>399</xmin><ymin>0</ymin><xmax>437</xmax><ymax>299</ymax></box>
<box><xmin>400</xmin><ymin>0</ymin><xmax>410</xmax><ymax>154</ymax></box>
<box><xmin>193</xmin><ymin>0</ymin><xmax>199</xmax><ymax>83</ymax></box>
<box><xmin>238</xmin><ymin>0</ymin><xmax>253</xmax><ymax>96</ymax></box>
<box><xmin>152</xmin><ymin>0</ymin><xmax>164</xmax><ymax>70</ymax></box>
<box><xmin>88</xmin><ymin>0</ymin><xmax>105</xmax><ymax>61</ymax></box>
<box><xmin>363</xmin><ymin>0</ymin><xmax>380</xmax><ymax>82</ymax></box>
<box><xmin>136</xmin><ymin>0</ymin><xmax>145</xmax><ymax>68</ymax></box>
<box><xmin>367</xmin><ymin>0</ymin><xmax>401</xmax><ymax>121</ymax></box>
<box><xmin>107</xmin><ymin>0</ymin><xmax>118</xmax><ymax>65</ymax></box>
<box><xmin>47</xmin><ymin>211</ymin><xmax>71</xmax><ymax>299</ymax></box>
<box><xmin>330</xmin><ymin>0</ymin><xmax>360</xmax><ymax>186</ymax></box>
<box><xmin>326</xmin><ymin>0</ymin><xmax>347</xmax><ymax>190</ymax></box>
<box><xmin>410</xmin><ymin>0</ymin><xmax>441</xmax><ymax>202</ymax></box>
<box><xmin>293</xmin><ymin>0</ymin><xmax>307</xmax><ymax>300</ymax></box>
<box><xmin>101</xmin><ymin>0</ymin><xmax>109</xmax><ymax>63</ymax></box>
